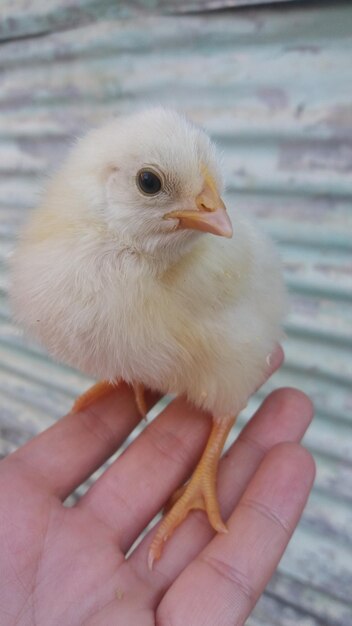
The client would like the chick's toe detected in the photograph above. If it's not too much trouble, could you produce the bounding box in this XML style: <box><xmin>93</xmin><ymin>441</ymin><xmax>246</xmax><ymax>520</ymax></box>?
<box><xmin>71</xmin><ymin>380</ymin><xmax>116</xmax><ymax>414</ymax></box>
<box><xmin>71</xmin><ymin>379</ymin><xmax>147</xmax><ymax>420</ymax></box>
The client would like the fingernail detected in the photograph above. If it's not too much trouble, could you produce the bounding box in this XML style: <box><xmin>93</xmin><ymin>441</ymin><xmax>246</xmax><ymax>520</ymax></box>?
<box><xmin>266</xmin><ymin>345</ymin><xmax>284</xmax><ymax>370</ymax></box>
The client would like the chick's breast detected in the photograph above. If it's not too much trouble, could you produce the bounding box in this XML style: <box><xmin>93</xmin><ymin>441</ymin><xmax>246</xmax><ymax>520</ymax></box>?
<box><xmin>153</xmin><ymin>213</ymin><xmax>286</xmax><ymax>417</ymax></box>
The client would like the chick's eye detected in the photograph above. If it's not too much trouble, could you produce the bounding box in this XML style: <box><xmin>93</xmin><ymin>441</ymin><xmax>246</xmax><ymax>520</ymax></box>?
<box><xmin>137</xmin><ymin>169</ymin><xmax>162</xmax><ymax>195</ymax></box>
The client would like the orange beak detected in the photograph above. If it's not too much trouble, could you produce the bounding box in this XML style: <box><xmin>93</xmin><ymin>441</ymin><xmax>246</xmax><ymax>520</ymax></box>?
<box><xmin>163</xmin><ymin>172</ymin><xmax>233</xmax><ymax>239</ymax></box>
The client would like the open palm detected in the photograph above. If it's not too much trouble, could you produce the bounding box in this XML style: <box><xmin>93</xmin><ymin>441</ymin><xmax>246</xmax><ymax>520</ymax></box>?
<box><xmin>0</xmin><ymin>349</ymin><xmax>314</xmax><ymax>626</ymax></box>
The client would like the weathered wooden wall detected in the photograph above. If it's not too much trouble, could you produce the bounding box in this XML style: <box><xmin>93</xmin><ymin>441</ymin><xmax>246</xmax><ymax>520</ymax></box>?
<box><xmin>0</xmin><ymin>1</ymin><xmax>351</xmax><ymax>624</ymax></box>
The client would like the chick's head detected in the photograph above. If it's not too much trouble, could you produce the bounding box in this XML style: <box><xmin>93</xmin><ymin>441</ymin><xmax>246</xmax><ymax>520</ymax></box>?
<box><xmin>63</xmin><ymin>108</ymin><xmax>232</xmax><ymax>255</ymax></box>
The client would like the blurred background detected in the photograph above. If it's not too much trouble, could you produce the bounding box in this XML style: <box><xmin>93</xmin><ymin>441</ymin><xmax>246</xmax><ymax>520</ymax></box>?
<box><xmin>0</xmin><ymin>1</ymin><xmax>351</xmax><ymax>623</ymax></box>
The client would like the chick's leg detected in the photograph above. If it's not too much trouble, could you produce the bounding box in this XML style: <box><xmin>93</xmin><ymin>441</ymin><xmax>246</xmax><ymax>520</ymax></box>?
<box><xmin>71</xmin><ymin>380</ymin><xmax>116</xmax><ymax>413</ymax></box>
<box><xmin>148</xmin><ymin>415</ymin><xmax>236</xmax><ymax>569</ymax></box>
<box><xmin>71</xmin><ymin>380</ymin><xmax>147</xmax><ymax>418</ymax></box>
<box><xmin>133</xmin><ymin>382</ymin><xmax>148</xmax><ymax>420</ymax></box>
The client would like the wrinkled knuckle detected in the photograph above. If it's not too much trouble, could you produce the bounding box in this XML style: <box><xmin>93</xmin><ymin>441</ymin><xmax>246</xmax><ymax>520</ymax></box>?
<box><xmin>199</xmin><ymin>554</ymin><xmax>255</xmax><ymax>604</ymax></box>
<box><xmin>80</xmin><ymin>408</ymin><xmax>116</xmax><ymax>445</ymax></box>
<box><xmin>241</xmin><ymin>497</ymin><xmax>291</xmax><ymax>536</ymax></box>
<box><xmin>147</xmin><ymin>424</ymin><xmax>190</xmax><ymax>467</ymax></box>
<box><xmin>237</xmin><ymin>432</ymin><xmax>269</xmax><ymax>456</ymax></box>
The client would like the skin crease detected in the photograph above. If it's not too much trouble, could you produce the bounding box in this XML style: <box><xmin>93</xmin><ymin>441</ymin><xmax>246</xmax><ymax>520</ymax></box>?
<box><xmin>0</xmin><ymin>350</ymin><xmax>316</xmax><ymax>626</ymax></box>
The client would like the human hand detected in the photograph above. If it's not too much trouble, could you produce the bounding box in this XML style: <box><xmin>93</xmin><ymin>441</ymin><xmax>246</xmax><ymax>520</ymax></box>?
<box><xmin>0</xmin><ymin>348</ymin><xmax>314</xmax><ymax>626</ymax></box>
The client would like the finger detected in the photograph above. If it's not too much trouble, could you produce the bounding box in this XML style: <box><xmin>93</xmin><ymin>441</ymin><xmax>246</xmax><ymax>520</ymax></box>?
<box><xmin>156</xmin><ymin>443</ymin><xmax>315</xmax><ymax>626</ymax></box>
<box><xmin>7</xmin><ymin>382</ymin><xmax>159</xmax><ymax>499</ymax></box>
<box><xmin>77</xmin><ymin>347</ymin><xmax>284</xmax><ymax>548</ymax></box>
<box><xmin>129</xmin><ymin>387</ymin><xmax>313</xmax><ymax>588</ymax></box>
<box><xmin>78</xmin><ymin>396</ymin><xmax>213</xmax><ymax>542</ymax></box>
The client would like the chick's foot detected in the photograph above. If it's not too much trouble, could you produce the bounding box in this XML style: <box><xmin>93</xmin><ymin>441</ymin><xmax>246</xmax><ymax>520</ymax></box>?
<box><xmin>148</xmin><ymin>415</ymin><xmax>236</xmax><ymax>570</ymax></box>
<box><xmin>71</xmin><ymin>379</ymin><xmax>147</xmax><ymax>419</ymax></box>
<box><xmin>132</xmin><ymin>382</ymin><xmax>148</xmax><ymax>420</ymax></box>
<box><xmin>71</xmin><ymin>380</ymin><xmax>117</xmax><ymax>413</ymax></box>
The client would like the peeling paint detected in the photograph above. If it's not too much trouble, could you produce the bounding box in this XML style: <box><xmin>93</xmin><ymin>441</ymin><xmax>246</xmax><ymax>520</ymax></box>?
<box><xmin>278</xmin><ymin>139</ymin><xmax>352</xmax><ymax>174</ymax></box>
<box><xmin>324</xmin><ymin>104</ymin><xmax>352</xmax><ymax>137</ymax></box>
<box><xmin>256</xmin><ymin>86</ymin><xmax>289</xmax><ymax>111</ymax></box>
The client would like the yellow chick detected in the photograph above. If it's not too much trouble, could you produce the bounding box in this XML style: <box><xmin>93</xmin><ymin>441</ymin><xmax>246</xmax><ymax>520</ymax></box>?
<box><xmin>10</xmin><ymin>108</ymin><xmax>286</xmax><ymax>569</ymax></box>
